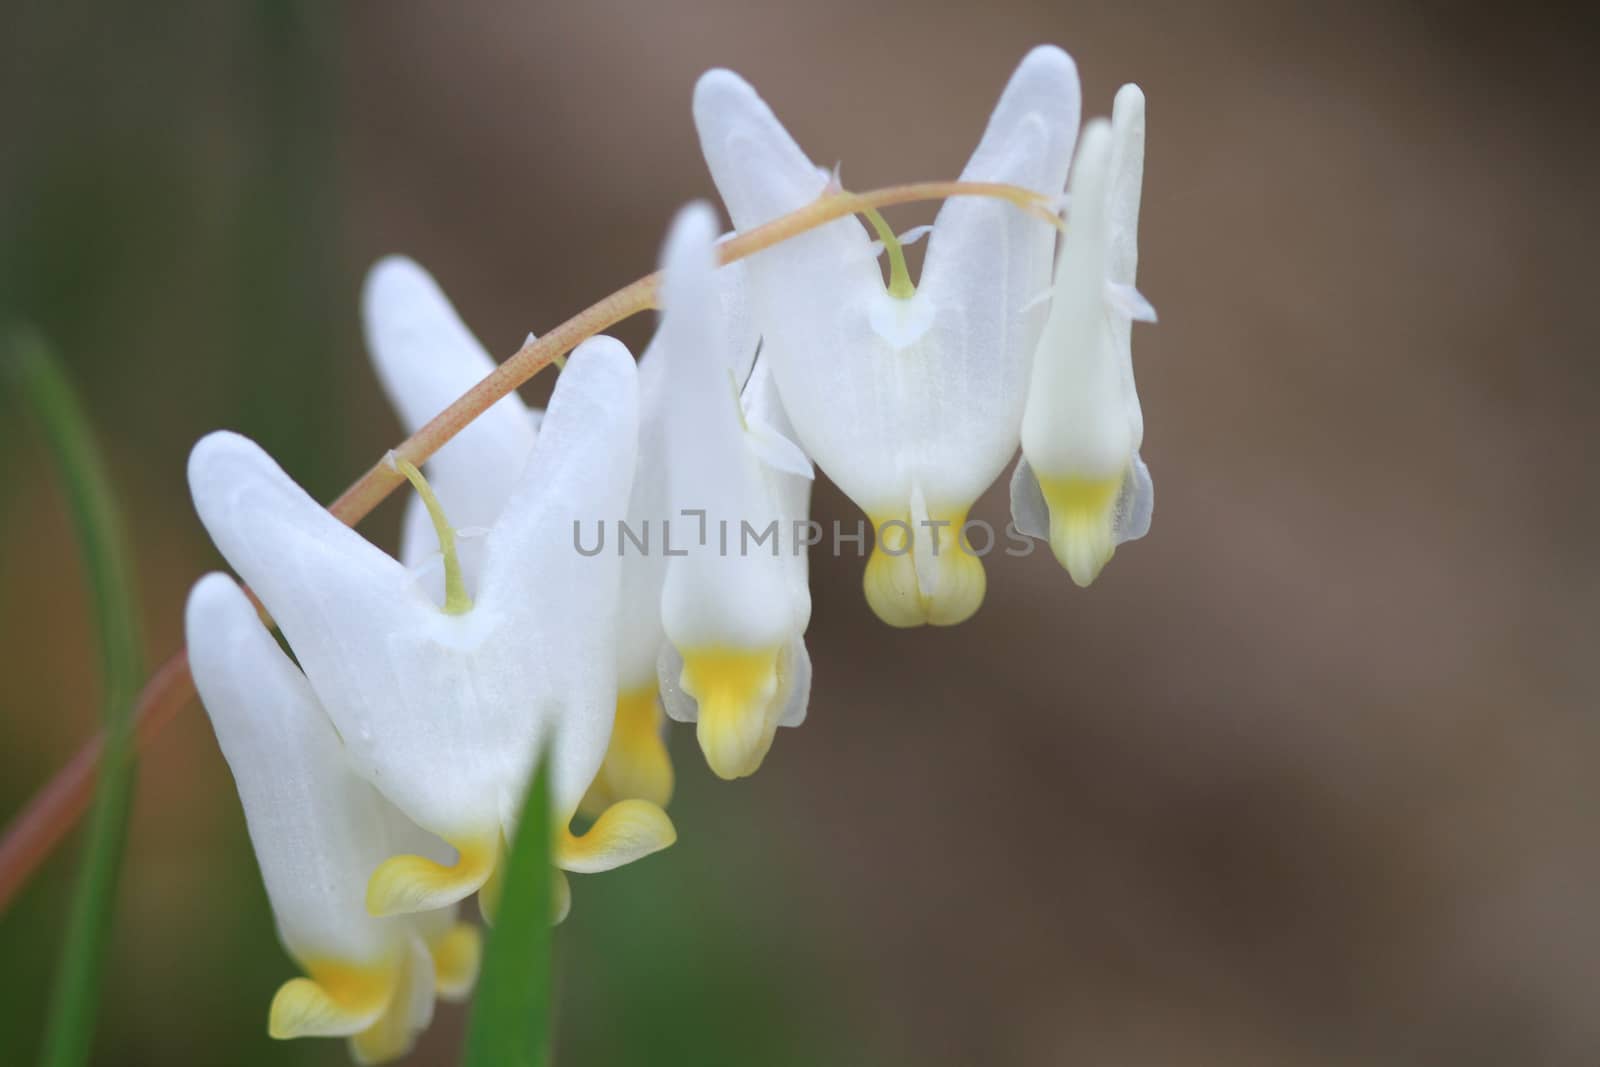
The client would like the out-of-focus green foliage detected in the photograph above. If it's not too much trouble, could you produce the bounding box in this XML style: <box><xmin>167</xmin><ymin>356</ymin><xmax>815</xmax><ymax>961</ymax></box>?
<box><xmin>6</xmin><ymin>329</ymin><xmax>144</xmax><ymax>1067</ymax></box>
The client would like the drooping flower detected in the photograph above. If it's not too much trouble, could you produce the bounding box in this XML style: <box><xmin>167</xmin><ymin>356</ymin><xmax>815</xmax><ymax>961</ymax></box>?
<box><xmin>186</xmin><ymin>572</ymin><xmax>480</xmax><ymax>1064</ymax></box>
<box><xmin>693</xmin><ymin>46</ymin><xmax>1080</xmax><ymax>627</ymax></box>
<box><xmin>362</xmin><ymin>256</ymin><xmax>675</xmax><ymax>818</ymax></box>
<box><xmin>647</xmin><ymin>203</ymin><xmax>815</xmax><ymax>779</ymax></box>
<box><xmin>1011</xmin><ymin>85</ymin><xmax>1154</xmax><ymax>586</ymax></box>
<box><xmin>188</xmin><ymin>335</ymin><xmax>674</xmax><ymax>924</ymax></box>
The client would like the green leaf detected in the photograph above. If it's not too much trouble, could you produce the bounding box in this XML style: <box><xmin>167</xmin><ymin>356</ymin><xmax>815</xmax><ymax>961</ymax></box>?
<box><xmin>5</xmin><ymin>326</ymin><xmax>144</xmax><ymax>1067</ymax></box>
<box><xmin>463</xmin><ymin>757</ymin><xmax>554</xmax><ymax>1067</ymax></box>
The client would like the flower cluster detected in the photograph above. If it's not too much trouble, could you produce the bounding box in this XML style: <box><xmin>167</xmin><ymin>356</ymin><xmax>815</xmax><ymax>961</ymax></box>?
<box><xmin>184</xmin><ymin>43</ymin><xmax>1154</xmax><ymax>1062</ymax></box>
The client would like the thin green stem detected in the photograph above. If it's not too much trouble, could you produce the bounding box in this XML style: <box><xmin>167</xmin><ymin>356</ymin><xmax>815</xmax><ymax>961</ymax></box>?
<box><xmin>390</xmin><ymin>453</ymin><xmax>472</xmax><ymax>615</ymax></box>
<box><xmin>5</xmin><ymin>326</ymin><xmax>144</xmax><ymax>1067</ymax></box>
<box><xmin>860</xmin><ymin>207</ymin><xmax>916</xmax><ymax>298</ymax></box>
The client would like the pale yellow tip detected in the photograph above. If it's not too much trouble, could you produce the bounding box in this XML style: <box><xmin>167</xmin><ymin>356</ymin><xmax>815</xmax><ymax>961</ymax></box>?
<box><xmin>346</xmin><ymin>945</ymin><xmax>431</xmax><ymax>1065</ymax></box>
<box><xmin>1039</xmin><ymin>476</ymin><xmax>1123</xmax><ymax>587</ymax></box>
<box><xmin>558</xmin><ymin>799</ymin><xmax>677</xmax><ymax>874</ymax></box>
<box><xmin>268</xmin><ymin>963</ymin><xmax>393</xmax><ymax>1040</ymax></box>
<box><xmin>579</xmin><ymin>687</ymin><xmax>675</xmax><ymax>817</ymax></box>
<box><xmin>679</xmin><ymin>647</ymin><xmax>783</xmax><ymax>778</ymax></box>
<box><xmin>427</xmin><ymin>923</ymin><xmax>483</xmax><ymax>1001</ymax></box>
<box><xmin>366</xmin><ymin>835</ymin><xmax>498</xmax><ymax>917</ymax></box>
<box><xmin>863</xmin><ymin>513</ymin><xmax>986</xmax><ymax>627</ymax></box>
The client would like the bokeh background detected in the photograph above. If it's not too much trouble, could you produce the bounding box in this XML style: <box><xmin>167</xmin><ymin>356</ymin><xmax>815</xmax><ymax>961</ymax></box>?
<box><xmin>4</xmin><ymin>1</ymin><xmax>1599</xmax><ymax>1064</ymax></box>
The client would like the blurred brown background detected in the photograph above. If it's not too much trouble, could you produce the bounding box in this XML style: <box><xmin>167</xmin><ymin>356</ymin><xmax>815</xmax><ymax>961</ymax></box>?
<box><xmin>4</xmin><ymin>1</ymin><xmax>1599</xmax><ymax>1064</ymax></box>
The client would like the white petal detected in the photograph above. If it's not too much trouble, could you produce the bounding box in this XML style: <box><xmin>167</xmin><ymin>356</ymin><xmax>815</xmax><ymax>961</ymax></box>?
<box><xmin>695</xmin><ymin>54</ymin><xmax>1078</xmax><ymax>523</ymax></box>
<box><xmin>911</xmin><ymin>44</ymin><xmax>1081</xmax><ymax>507</ymax></box>
<box><xmin>1008</xmin><ymin>457</ymin><xmax>1050</xmax><ymax>541</ymax></box>
<box><xmin>1107</xmin><ymin>84</ymin><xmax>1146</xmax><ymax>290</ymax></box>
<box><xmin>655</xmin><ymin>203</ymin><xmax>803</xmax><ymax>650</ymax></box>
<box><xmin>745</xmin><ymin>414</ymin><xmax>814</xmax><ymax>480</ymax></box>
<box><xmin>896</xmin><ymin>224</ymin><xmax>934</xmax><ymax>248</ymax></box>
<box><xmin>188</xmin><ymin>433</ymin><xmax>512</xmax><ymax>843</ymax></box>
<box><xmin>185</xmin><ymin>573</ymin><xmax>407</xmax><ymax>968</ymax></box>
<box><xmin>655</xmin><ymin>643</ymin><xmax>694</xmax><ymax>725</ymax></box>
<box><xmin>694</xmin><ymin>70</ymin><xmax>903</xmax><ymax>512</ymax></box>
<box><xmin>692</xmin><ymin>69</ymin><xmax>879</xmax><ymax>298</ymax></box>
<box><xmin>614</xmin><ymin>347</ymin><xmax>673</xmax><ymax>692</ymax></box>
<box><xmin>713</xmin><ymin>251</ymin><xmax>761</xmax><ymax>382</ymax></box>
<box><xmin>742</xmin><ymin>352</ymin><xmax>814</xmax><ymax>593</ymax></box>
<box><xmin>1105</xmin><ymin>281</ymin><xmax>1157</xmax><ymax>324</ymax></box>
<box><xmin>1109</xmin><ymin>83</ymin><xmax>1149</xmax><ymax>445</ymax></box>
<box><xmin>477</xmin><ymin>334</ymin><xmax>640</xmax><ymax>822</ymax></box>
<box><xmin>1020</xmin><ymin>120</ymin><xmax>1132</xmax><ymax>479</ymax></box>
<box><xmin>776</xmin><ymin>636</ymin><xmax>811</xmax><ymax>729</ymax></box>
<box><xmin>1115</xmin><ymin>451</ymin><xmax>1155</xmax><ymax>545</ymax></box>
<box><xmin>363</xmin><ymin>257</ymin><xmax>538</xmax><ymax>554</ymax></box>
<box><xmin>866</xmin><ymin>292</ymin><xmax>936</xmax><ymax>351</ymax></box>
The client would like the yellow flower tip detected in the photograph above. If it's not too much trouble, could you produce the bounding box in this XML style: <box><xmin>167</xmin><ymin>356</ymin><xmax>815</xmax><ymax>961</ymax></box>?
<box><xmin>863</xmin><ymin>513</ymin><xmax>987</xmax><ymax>628</ymax></box>
<box><xmin>346</xmin><ymin>944</ymin><xmax>432</xmax><ymax>1065</ymax></box>
<box><xmin>1039</xmin><ymin>475</ymin><xmax>1123</xmax><ymax>588</ymax></box>
<box><xmin>365</xmin><ymin>835</ymin><xmax>499</xmax><ymax>918</ymax></box>
<box><xmin>679</xmin><ymin>647</ymin><xmax>782</xmax><ymax>779</ymax></box>
<box><xmin>579</xmin><ymin>687</ymin><xmax>675</xmax><ymax>818</ymax></box>
<box><xmin>427</xmin><ymin>922</ymin><xmax>483</xmax><ymax>1001</ymax></box>
<box><xmin>558</xmin><ymin>798</ymin><xmax>677</xmax><ymax>874</ymax></box>
<box><xmin>268</xmin><ymin>962</ymin><xmax>394</xmax><ymax>1040</ymax></box>
<box><xmin>349</xmin><ymin>1024</ymin><xmax>414</xmax><ymax>1067</ymax></box>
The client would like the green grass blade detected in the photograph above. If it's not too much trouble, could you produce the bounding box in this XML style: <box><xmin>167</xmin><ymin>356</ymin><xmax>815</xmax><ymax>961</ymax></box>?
<box><xmin>5</xmin><ymin>326</ymin><xmax>145</xmax><ymax>1067</ymax></box>
<box><xmin>463</xmin><ymin>757</ymin><xmax>554</xmax><ymax>1067</ymax></box>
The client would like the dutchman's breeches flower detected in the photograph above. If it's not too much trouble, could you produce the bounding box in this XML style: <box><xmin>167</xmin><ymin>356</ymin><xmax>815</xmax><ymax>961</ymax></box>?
<box><xmin>651</xmin><ymin>203</ymin><xmax>815</xmax><ymax>779</ymax></box>
<box><xmin>694</xmin><ymin>46</ymin><xmax>1080</xmax><ymax>627</ymax></box>
<box><xmin>188</xmin><ymin>336</ymin><xmax>675</xmax><ymax>928</ymax></box>
<box><xmin>1013</xmin><ymin>84</ymin><xmax>1155</xmax><ymax>587</ymax></box>
<box><xmin>363</xmin><ymin>256</ymin><xmax>675</xmax><ymax>819</ymax></box>
<box><xmin>187</xmin><ymin>574</ymin><xmax>480</xmax><ymax>1064</ymax></box>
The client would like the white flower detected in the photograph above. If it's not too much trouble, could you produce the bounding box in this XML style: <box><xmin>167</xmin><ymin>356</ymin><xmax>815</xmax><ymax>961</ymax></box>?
<box><xmin>186</xmin><ymin>573</ymin><xmax>480</xmax><ymax>1064</ymax></box>
<box><xmin>1011</xmin><ymin>85</ymin><xmax>1153</xmax><ymax>586</ymax></box>
<box><xmin>362</xmin><ymin>257</ymin><xmax>675</xmax><ymax>819</ymax></box>
<box><xmin>693</xmin><ymin>46</ymin><xmax>1080</xmax><ymax>627</ymax></box>
<box><xmin>187</xmin><ymin>335</ymin><xmax>674</xmax><ymax>923</ymax></box>
<box><xmin>650</xmin><ymin>202</ymin><xmax>814</xmax><ymax>779</ymax></box>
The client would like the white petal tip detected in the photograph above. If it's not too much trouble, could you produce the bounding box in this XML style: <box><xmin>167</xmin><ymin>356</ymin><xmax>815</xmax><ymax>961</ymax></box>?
<box><xmin>692</xmin><ymin>67</ymin><xmax>760</xmax><ymax>119</ymax></box>
<box><xmin>896</xmin><ymin>224</ymin><xmax>933</xmax><ymax>247</ymax></box>
<box><xmin>1106</xmin><ymin>281</ymin><xmax>1158</xmax><ymax>323</ymax></box>
<box><xmin>1019</xmin><ymin>44</ymin><xmax>1078</xmax><ymax>80</ymax></box>
<box><xmin>1114</xmin><ymin>83</ymin><xmax>1147</xmax><ymax>115</ymax></box>
<box><xmin>826</xmin><ymin>160</ymin><xmax>844</xmax><ymax>193</ymax></box>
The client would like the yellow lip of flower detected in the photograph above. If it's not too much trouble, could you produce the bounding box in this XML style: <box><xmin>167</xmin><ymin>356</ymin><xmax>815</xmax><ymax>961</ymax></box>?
<box><xmin>863</xmin><ymin>507</ymin><xmax>986</xmax><ymax>628</ymax></box>
<box><xmin>424</xmin><ymin>921</ymin><xmax>483</xmax><ymax>1002</ymax></box>
<box><xmin>675</xmin><ymin>646</ymin><xmax>784</xmax><ymax>779</ymax></box>
<box><xmin>365</xmin><ymin>832</ymin><xmax>500</xmax><ymax>919</ymax></box>
<box><xmin>1037</xmin><ymin>474</ymin><xmax>1124</xmax><ymax>588</ymax></box>
<box><xmin>270</xmin><ymin>957</ymin><xmax>399</xmax><ymax>1041</ymax></box>
<box><xmin>579</xmin><ymin>685</ymin><xmax>674</xmax><ymax>818</ymax></box>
